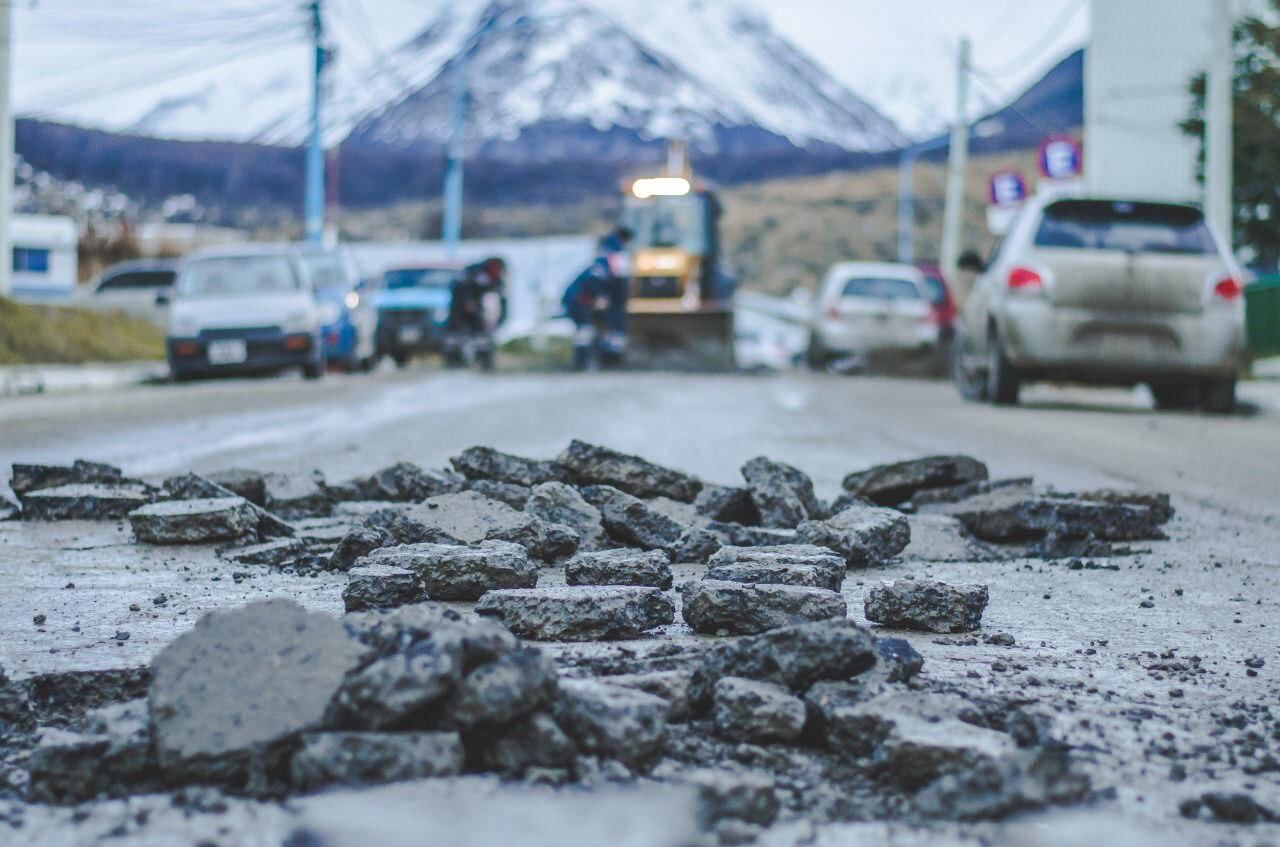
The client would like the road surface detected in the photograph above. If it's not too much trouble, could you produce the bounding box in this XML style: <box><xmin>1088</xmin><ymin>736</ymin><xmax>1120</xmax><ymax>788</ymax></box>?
<box><xmin>3</xmin><ymin>366</ymin><xmax>1279</xmax><ymax>846</ymax></box>
<box><xmin>2</xmin><ymin>366</ymin><xmax>1277</xmax><ymax>519</ymax></box>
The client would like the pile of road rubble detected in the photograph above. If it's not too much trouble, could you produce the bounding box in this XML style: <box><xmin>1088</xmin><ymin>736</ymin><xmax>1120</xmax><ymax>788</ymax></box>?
<box><xmin>0</xmin><ymin>442</ymin><xmax>1190</xmax><ymax>840</ymax></box>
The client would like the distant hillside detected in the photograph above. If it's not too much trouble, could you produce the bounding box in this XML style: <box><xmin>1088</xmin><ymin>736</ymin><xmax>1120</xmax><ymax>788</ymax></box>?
<box><xmin>15</xmin><ymin>49</ymin><xmax>1084</xmax><ymax>227</ymax></box>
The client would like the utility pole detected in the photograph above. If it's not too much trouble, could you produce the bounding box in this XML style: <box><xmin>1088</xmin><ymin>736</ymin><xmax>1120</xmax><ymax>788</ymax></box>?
<box><xmin>939</xmin><ymin>38</ymin><xmax>971</xmax><ymax>284</ymax></box>
<box><xmin>1205</xmin><ymin>0</ymin><xmax>1234</xmax><ymax>249</ymax></box>
<box><xmin>441</xmin><ymin>52</ymin><xmax>468</xmax><ymax>258</ymax></box>
<box><xmin>304</xmin><ymin>0</ymin><xmax>327</xmax><ymax>246</ymax></box>
<box><xmin>0</xmin><ymin>2</ymin><xmax>13</xmax><ymax>297</ymax></box>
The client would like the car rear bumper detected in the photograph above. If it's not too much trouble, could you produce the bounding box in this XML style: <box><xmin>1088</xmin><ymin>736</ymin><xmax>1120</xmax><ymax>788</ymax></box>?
<box><xmin>167</xmin><ymin>331</ymin><xmax>320</xmax><ymax>377</ymax></box>
<box><xmin>376</xmin><ymin>315</ymin><xmax>447</xmax><ymax>354</ymax></box>
<box><xmin>999</xmin><ymin>299</ymin><xmax>1245</xmax><ymax>380</ymax></box>
<box><xmin>815</xmin><ymin>319</ymin><xmax>940</xmax><ymax>354</ymax></box>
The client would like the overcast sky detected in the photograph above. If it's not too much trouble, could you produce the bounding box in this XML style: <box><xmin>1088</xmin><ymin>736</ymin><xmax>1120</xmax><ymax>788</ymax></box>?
<box><xmin>12</xmin><ymin>0</ymin><xmax>1090</xmax><ymax>139</ymax></box>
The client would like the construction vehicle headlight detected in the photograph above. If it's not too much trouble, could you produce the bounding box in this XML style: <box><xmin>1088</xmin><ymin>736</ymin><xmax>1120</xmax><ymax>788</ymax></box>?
<box><xmin>635</xmin><ymin>253</ymin><xmax>683</xmax><ymax>274</ymax></box>
<box><xmin>631</xmin><ymin>177</ymin><xmax>691</xmax><ymax>199</ymax></box>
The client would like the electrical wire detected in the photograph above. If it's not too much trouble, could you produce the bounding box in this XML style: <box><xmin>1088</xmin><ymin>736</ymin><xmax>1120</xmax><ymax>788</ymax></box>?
<box><xmin>25</xmin><ymin>29</ymin><xmax>304</xmax><ymax>117</ymax></box>
<box><xmin>975</xmin><ymin>0</ymin><xmax>1086</xmax><ymax>79</ymax></box>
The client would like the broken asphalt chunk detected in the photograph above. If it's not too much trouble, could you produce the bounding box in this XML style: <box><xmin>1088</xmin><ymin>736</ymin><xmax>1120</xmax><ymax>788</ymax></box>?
<box><xmin>863</xmin><ymin>578</ymin><xmax>989</xmax><ymax>633</ymax></box>
<box><xmin>357</xmin><ymin>541</ymin><xmax>537</xmax><ymax>601</ymax></box>
<box><xmin>740</xmin><ymin>456</ymin><xmax>824</xmax><ymax>529</ymax></box>
<box><xmin>842</xmin><ymin>455</ymin><xmax>989</xmax><ymax>507</ymax></box>
<box><xmin>705</xmin><ymin>545</ymin><xmax>845</xmax><ymax>591</ymax></box>
<box><xmin>713</xmin><ymin>677</ymin><xmax>806</xmax><ymax>744</ymax></box>
<box><xmin>129</xmin><ymin>497</ymin><xmax>259</xmax><ymax>545</ymax></box>
<box><xmin>20</xmin><ymin>484</ymin><xmax>151</xmax><ymax>521</ymax></box>
<box><xmin>558</xmin><ymin>440</ymin><xmax>702</xmax><ymax>502</ymax></box>
<box><xmin>476</xmin><ymin>586</ymin><xmax>675</xmax><ymax>641</ymax></box>
<box><xmin>796</xmin><ymin>503</ymin><xmax>911</xmax><ymax>567</ymax></box>
<box><xmin>343</xmin><ymin>564</ymin><xmax>427</xmax><ymax>612</ymax></box>
<box><xmin>682</xmin><ymin>580</ymin><xmax>847</xmax><ymax>636</ymax></box>
<box><xmin>289</xmin><ymin>731</ymin><xmax>464</xmax><ymax>791</ymax></box>
<box><xmin>148</xmin><ymin>600</ymin><xmax>368</xmax><ymax>782</ymax></box>
<box><xmin>566</xmin><ymin>548</ymin><xmax>674</xmax><ymax>589</ymax></box>
<box><xmin>451</xmin><ymin>446</ymin><xmax>570</xmax><ymax>487</ymax></box>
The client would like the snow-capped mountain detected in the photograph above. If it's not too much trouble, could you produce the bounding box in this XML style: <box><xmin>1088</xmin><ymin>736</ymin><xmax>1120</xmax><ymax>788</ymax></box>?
<box><xmin>120</xmin><ymin>0</ymin><xmax>906</xmax><ymax>157</ymax></box>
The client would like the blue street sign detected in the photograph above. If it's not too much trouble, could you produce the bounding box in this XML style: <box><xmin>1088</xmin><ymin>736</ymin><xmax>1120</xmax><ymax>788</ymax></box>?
<box><xmin>989</xmin><ymin>170</ymin><xmax>1027</xmax><ymax>207</ymax></box>
<box><xmin>1039</xmin><ymin>136</ymin><xmax>1083</xmax><ymax>180</ymax></box>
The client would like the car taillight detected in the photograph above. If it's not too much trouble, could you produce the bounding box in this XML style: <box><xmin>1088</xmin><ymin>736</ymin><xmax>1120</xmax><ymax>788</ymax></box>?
<box><xmin>1007</xmin><ymin>267</ymin><xmax>1043</xmax><ymax>290</ymax></box>
<box><xmin>1213</xmin><ymin>276</ymin><xmax>1243</xmax><ymax>300</ymax></box>
<box><xmin>826</xmin><ymin>303</ymin><xmax>840</xmax><ymax>320</ymax></box>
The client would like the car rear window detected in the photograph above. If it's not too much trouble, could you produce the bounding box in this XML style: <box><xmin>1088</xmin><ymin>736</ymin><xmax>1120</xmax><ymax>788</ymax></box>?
<box><xmin>841</xmin><ymin>277</ymin><xmax>923</xmax><ymax>300</ymax></box>
<box><xmin>919</xmin><ymin>273</ymin><xmax>947</xmax><ymax>305</ymax></box>
<box><xmin>1035</xmin><ymin>200</ymin><xmax>1218</xmax><ymax>255</ymax></box>
<box><xmin>97</xmin><ymin>270</ymin><xmax>175</xmax><ymax>291</ymax></box>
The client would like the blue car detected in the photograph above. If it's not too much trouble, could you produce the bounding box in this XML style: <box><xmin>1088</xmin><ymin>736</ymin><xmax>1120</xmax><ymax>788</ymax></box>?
<box><xmin>301</xmin><ymin>249</ymin><xmax>379</xmax><ymax>372</ymax></box>
<box><xmin>375</xmin><ymin>265</ymin><xmax>459</xmax><ymax>366</ymax></box>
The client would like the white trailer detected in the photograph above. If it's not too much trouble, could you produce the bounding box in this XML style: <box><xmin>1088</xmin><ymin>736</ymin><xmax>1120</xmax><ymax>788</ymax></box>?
<box><xmin>11</xmin><ymin>214</ymin><xmax>78</xmax><ymax>300</ymax></box>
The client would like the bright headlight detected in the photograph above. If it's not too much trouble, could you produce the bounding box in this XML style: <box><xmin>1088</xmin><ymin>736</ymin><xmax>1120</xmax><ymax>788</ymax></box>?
<box><xmin>344</xmin><ymin>291</ymin><xmax>360</xmax><ymax>310</ymax></box>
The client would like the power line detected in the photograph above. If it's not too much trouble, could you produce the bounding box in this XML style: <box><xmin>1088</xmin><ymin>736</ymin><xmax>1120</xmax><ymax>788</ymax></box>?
<box><xmin>25</xmin><ymin>28</ymin><xmax>303</xmax><ymax>117</ymax></box>
<box><xmin>976</xmin><ymin>0</ymin><xmax>1086</xmax><ymax>79</ymax></box>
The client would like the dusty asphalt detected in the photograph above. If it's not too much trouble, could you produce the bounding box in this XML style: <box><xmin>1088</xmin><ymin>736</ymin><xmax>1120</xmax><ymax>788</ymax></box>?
<box><xmin>2</xmin><ymin>366</ymin><xmax>1278</xmax><ymax>846</ymax></box>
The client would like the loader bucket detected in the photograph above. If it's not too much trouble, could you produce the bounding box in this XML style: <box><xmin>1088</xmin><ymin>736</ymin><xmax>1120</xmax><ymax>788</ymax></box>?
<box><xmin>624</xmin><ymin>310</ymin><xmax>736</xmax><ymax>372</ymax></box>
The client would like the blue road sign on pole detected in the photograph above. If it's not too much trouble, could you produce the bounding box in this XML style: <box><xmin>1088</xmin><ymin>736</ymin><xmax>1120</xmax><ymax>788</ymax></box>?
<box><xmin>989</xmin><ymin>170</ymin><xmax>1027</xmax><ymax>207</ymax></box>
<box><xmin>1039</xmin><ymin>136</ymin><xmax>1083</xmax><ymax>181</ymax></box>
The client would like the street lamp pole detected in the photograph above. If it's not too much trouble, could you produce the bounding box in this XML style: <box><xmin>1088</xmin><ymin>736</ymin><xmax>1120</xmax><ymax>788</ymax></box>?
<box><xmin>896</xmin><ymin>135</ymin><xmax>950</xmax><ymax>265</ymax></box>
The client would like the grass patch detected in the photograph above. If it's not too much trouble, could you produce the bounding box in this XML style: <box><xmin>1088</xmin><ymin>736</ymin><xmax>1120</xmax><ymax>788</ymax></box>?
<box><xmin>497</xmin><ymin>335</ymin><xmax>574</xmax><ymax>372</ymax></box>
<box><xmin>0</xmin><ymin>298</ymin><xmax>165</xmax><ymax>365</ymax></box>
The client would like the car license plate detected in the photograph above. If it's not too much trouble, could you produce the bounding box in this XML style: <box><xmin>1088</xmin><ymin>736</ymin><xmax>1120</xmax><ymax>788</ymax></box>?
<box><xmin>207</xmin><ymin>339</ymin><xmax>248</xmax><ymax>365</ymax></box>
<box><xmin>398</xmin><ymin>327</ymin><xmax>423</xmax><ymax>344</ymax></box>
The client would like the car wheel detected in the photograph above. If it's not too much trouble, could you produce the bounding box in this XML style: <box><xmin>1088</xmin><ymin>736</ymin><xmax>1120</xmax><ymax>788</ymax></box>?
<box><xmin>1150</xmin><ymin>381</ymin><xmax>1199</xmax><ymax>411</ymax></box>
<box><xmin>950</xmin><ymin>332</ymin><xmax>988</xmax><ymax>402</ymax></box>
<box><xmin>806</xmin><ymin>335</ymin><xmax>829</xmax><ymax>372</ymax></box>
<box><xmin>360</xmin><ymin>355</ymin><xmax>377</xmax><ymax>373</ymax></box>
<box><xmin>986</xmin><ymin>331</ymin><xmax>1021</xmax><ymax>406</ymax></box>
<box><xmin>392</xmin><ymin>352</ymin><xmax>410</xmax><ymax>369</ymax></box>
<box><xmin>1199</xmin><ymin>377</ymin><xmax>1237</xmax><ymax>414</ymax></box>
<box><xmin>303</xmin><ymin>360</ymin><xmax>325</xmax><ymax>380</ymax></box>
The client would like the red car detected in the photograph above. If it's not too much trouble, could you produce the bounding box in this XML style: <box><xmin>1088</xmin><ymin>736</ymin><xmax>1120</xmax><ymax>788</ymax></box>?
<box><xmin>916</xmin><ymin>263</ymin><xmax>957</xmax><ymax>338</ymax></box>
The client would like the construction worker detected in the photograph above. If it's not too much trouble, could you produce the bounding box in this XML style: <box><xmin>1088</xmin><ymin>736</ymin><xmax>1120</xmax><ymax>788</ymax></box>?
<box><xmin>562</xmin><ymin>227</ymin><xmax>632</xmax><ymax>371</ymax></box>
<box><xmin>445</xmin><ymin>257</ymin><xmax>507</xmax><ymax>371</ymax></box>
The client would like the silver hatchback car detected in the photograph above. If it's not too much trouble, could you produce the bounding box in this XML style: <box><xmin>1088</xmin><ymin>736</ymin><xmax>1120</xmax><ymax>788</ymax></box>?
<box><xmin>951</xmin><ymin>195</ymin><xmax>1246</xmax><ymax>412</ymax></box>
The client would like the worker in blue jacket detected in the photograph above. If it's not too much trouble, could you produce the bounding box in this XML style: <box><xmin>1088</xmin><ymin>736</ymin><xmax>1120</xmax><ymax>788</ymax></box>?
<box><xmin>562</xmin><ymin>227</ymin><xmax>632</xmax><ymax>370</ymax></box>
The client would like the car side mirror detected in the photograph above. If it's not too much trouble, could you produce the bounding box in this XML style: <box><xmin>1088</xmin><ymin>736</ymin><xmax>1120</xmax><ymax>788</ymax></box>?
<box><xmin>957</xmin><ymin>250</ymin><xmax>986</xmax><ymax>274</ymax></box>
<box><xmin>154</xmin><ymin>291</ymin><xmax>171</xmax><ymax>307</ymax></box>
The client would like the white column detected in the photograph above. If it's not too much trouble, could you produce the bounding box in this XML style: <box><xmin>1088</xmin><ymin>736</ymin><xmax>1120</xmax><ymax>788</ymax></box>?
<box><xmin>0</xmin><ymin>3</ymin><xmax>13</xmax><ymax>298</ymax></box>
<box><xmin>940</xmin><ymin>38</ymin><xmax>971</xmax><ymax>282</ymax></box>
<box><xmin>1204</xmin><ymin>0</ymin><xmax>1234</xmax><ymax>249</ymax></box>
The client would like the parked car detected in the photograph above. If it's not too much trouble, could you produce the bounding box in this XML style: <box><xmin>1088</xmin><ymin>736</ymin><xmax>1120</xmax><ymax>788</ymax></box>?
<box><xmin>301</xmin><ymin>248</ymin><xmax>379</xmax><ymax>372</ymax></box>
<box><xmin>916</xmin><ymin>263</ymin><xmax>958</xmax><ymax>337</ymax></box>
<box><xmin>807</xmin><ymin>262</ymin><xmax>944</xmax><ymax>369</ymax></box>
<box><xmin>166</xmin><ymin>245</ymin><xmax>325</xmax><ymax>381</ymax></box>
<box><xmin>82</xmin><ymin>259</ymin><xmax>179</xmax><ymax>325</ymax></box>
<box><xmin>950</xmin><ymin>195</ymin><xmax>1246</xmax><ymax>412</ymax></box>
<box><xmin>374</xmin><ymin>265</ymin><xmax>459</xmax><ymax>366</ymax></box>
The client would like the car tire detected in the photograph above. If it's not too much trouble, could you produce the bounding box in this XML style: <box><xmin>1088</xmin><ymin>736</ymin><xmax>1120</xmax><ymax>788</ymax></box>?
<box><xmin>986</xmin><ymin>331</ymin><xmax>1021</xmax><ymax>406</ymax></box>
<box><xmin>1150</xmin><ymin>381</ymin><xmax>1199</xmax><ymax>411</ymax></box>
<box><xmin>950</xmin><ymin>332</ymin><xmax>988</xmax><ymax>402</ymax></box>
<box><xmin>392</xmin><ymin>352</ymin><xmax>410</xmax><ymax>369</ymax></box>
<box><xmin>806</xmin><ymin>335</ymin><xmax>829</xmax><ymax>372</ymax></box>
<box><xmin>1199</xmin><ymin>377</ymin><xmax>1237</xmax><ymax>414</ymax></box>
<box><xmin>303</xmin><ymin>360</ymin><xmax>325</xmax><ymax>380</ymax></box>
